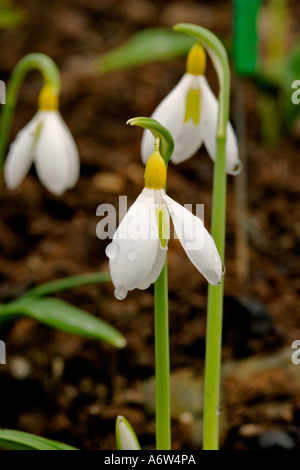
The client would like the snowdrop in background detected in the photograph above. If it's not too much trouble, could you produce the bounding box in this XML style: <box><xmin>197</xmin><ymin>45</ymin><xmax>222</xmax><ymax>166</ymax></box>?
<box><xmin>0</xmin><ymin>53</ymin><xmax>79</xmax><ymax>195</ymax></box>
<box><xmin>141</xmin><ymin>42</ymin><xmax>241</xmax><ymax>175</ymax></box>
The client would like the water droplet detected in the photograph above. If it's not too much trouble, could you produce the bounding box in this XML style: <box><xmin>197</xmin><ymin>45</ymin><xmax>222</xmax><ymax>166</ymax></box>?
<box><xmin>216</xmin><ymin>406</ymin><xmax>222</xmax><ymax>416</ymax></box>
<box><xmin>114</xmin><ymin>286</ymin><xmax>128</xmax><ymax>300</ymax></box>
<box><xmin>232</xmin><ymin>160</ymin><xmax>243</xmax><ymax>175</ymax></box>
<box><xmin>127</xmin><ymin>249</ymin><xmax>137</xmax><ymax>261</ymax></box>
<box><xmin>105</xmin><ymin>242</ymin><xmax>119</xmax><ymax>259</ymax></box>
<box><xmin>222</xmin><ymin>264</ymin><xmax>226</xmax><ymax>276</ymax></box>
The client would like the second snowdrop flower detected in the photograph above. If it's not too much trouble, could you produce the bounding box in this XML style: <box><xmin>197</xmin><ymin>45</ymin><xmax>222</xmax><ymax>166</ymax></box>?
<box><xmin>106</xmin><ymin>141</ymin><xmax>223</xmax><ymax>300</ymax></box>
<box><xmin>141</xmin><ymin>43</ymin><xmax>241</xmax><ymax>175</ymax></box>
<box><xmin>4</xmin><ymin>85</ymin><xmax>79</xmax><ymax>195</ymax></box>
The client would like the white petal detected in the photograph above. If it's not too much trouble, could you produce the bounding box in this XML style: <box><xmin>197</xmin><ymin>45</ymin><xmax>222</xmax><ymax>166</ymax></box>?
<box><xmin>54</xmin><ymin>113</ymin><xmax>80</xmax><ymax>188</ymax></box>
<box><xmin>141</xmin><ymin>73</ymin><xmax>203</xmax><ymax>164</ymax></box>
<box><xmin>4</xmin><ymin>113</ymin><xmax>40</xmax><ymax>189</ymax></box>
<box><xmin>137</xmin><ymin>244</ymin><xmax>167</xmax><ymax>290</ymax></box>
<box><xmin>107</xmin><ymin>188</ymin><xmax>162</xmax><ymax>299</ymax></box>
<box><xmin>162</xmin><ymin>192</ymin><xmax>223</xmax><ymax>286</ymax></box>
<box><xmin>200</xmin><ymin>76</ymin><xmax>241</xmax><ymax>175</ymax></box>
<box><xmin>34</xmin><ymin>111</ymin><xmax>78</xmax><ymax>195</ymax></box>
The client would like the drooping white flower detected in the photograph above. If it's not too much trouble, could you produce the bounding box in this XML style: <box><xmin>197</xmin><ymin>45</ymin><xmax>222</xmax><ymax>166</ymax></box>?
<box><xmin>106</xmin><ymin>147</ymin><xmax>223</xmax><ymax>300</ymax></box>
<box><xmin>141</xmin><ymin>43</ymin><xmax>241</xmax><ymax>175</ymax></box>
<box><xmin>4</xmin><ymin>85</ymin><xmax>79</xmax><ymax>195</ymax></box>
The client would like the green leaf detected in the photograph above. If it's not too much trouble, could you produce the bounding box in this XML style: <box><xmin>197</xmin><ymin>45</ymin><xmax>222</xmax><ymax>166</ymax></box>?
<box><xmin>0</xmin><ymin>428</ymin><xmax>78</xmax><ymax>450</ymax></box>
<box><xmin>93</xmin><ymin>27</ymin><xmax>195</xmax><ymax>74</ymax></box>
<box><xmin>127</xmin><ymin>117</ymin><xmax>174</xmax><ymax>164</ymax></box>
<box><xmin>24</xmin><ymin>271</ymin><xmax>111</xmax><ymax>298</ymax></box>
<box><xmin>0</xmin><ymin>297</ymin><xmax>126</xmax><ymax>348</ymax></box>
<box><xmin>0</xmin><ymin>0</ymin><xmax>26</xmax><ymax>28</ymax></box>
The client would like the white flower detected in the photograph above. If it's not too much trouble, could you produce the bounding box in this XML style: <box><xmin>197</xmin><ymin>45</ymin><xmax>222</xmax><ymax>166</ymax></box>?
<box><xmin>141</xmin><ymin>43</ymin><xmax>241</xmax><ymax>175</ymax></box>
<box><xmin>4</xmin><ymin>86</ymin><xmax>79</xmax><ymax>195</ymax></box>
<box><xmin>106</xmin><ymin>149</ymin><xmax>223</xmax><ymax>300</ymax></box>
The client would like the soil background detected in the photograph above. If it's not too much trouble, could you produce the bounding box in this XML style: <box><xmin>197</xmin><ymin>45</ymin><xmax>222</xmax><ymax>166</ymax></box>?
<box><xmin>0</xmin><ymin>0</ymin><xmax>300</xmax><ymax>450</ymax></box>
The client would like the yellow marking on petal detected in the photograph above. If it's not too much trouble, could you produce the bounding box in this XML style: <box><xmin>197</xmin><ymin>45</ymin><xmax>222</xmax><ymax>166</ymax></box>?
<box><xmin>38</xmin><ymin>85</ymin><xmax>59</xmax><ymax>111</ymax></box>
<box><xmin>144</xmin><ymin>150</ymin><xmax>166</xmax><ymax>189</ymax></box>
<box><xmin>155</xmin><ymin>205</ymin><xmax>168</xmax><ymax>248</ymax></box>
<box><xmin>184</xmin><ymin>88</ymin><xmax>200</xmax><ymax>125</ymax></box>
<box><xmin>33</xmin><ymin>121</ymin><xmax>43</xmax><ymax>147</ymax></box>
<box><xmin>186</xmin><ymin>42</ymin><xmax>206</xmax><ymax>76</ymax></box>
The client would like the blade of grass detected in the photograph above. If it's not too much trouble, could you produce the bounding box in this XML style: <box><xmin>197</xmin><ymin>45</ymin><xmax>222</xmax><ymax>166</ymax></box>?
<box><xmin>0</xmin><ymin>297</ymin><xmax>126</xmax><ymax>348</ymax></box>
<box><xmin>24</xmin><ymin>271</ymin><xmax>111</xmax><ymax>298</ymax></box>
<box><xmin>0</xmin><ymin>428</ymin><xmax>77</xmax><ymax>450</ymax></box>
<box><xmin>93</xmin><ymin>28</ymin><xmax>195</xmax><ymax>74</ymax></box>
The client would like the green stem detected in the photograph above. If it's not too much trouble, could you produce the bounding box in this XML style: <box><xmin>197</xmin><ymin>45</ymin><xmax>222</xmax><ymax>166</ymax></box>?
<box><xmin>0</xmin><ymin>53</ymin><xmax>60</xmax><ymax>180</ymax></box>
<box><xmin>173</xmin><ymin>23</ymin><xmax>230</xmax><ymax>450</ymax></box>
<box><xmin>203</xmin><ymin>137</ymin><xmax>226</xmax><ymax>450</ymax></box>
<box><xmin>154</xmin><ymin>261</ymin><xmax>171</xmax><ymax>450</ymax></box>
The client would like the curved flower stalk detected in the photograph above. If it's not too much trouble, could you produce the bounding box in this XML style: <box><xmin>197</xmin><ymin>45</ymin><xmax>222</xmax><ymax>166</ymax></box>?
<box><xmin>115</xmin><ymin>416</ymin><xmax>141</xmax><ymax>450</ymax></box>
<box><xmin>141</xmin><ymin>42</ymin><xmax>241</xmax><ymax>175</ymax></box>
<box><xmin>106</xmin><ymin>140</ymin><xmax>223</xmax><ymax>300</ymax></box>
<box><xmin>4</xmin><ymin>85</ymin><xmax>79</xmax><ymax>195</ymax></box>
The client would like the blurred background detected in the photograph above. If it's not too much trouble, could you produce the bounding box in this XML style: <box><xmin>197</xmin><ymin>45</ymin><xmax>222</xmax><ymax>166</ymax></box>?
<box><xmin>0</xmin><ymin>0</ymin><xmax>300</xmax><ymax>450</ymax></box>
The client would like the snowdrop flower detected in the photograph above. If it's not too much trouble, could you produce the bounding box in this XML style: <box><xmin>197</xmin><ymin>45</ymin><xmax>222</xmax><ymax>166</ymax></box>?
<box><xmin>141</xmin><ymin>43</ymin><xmax>241</xmax><ymax>175</ymax></box>
<box><xmin>4</xmin><ymin>85</ymin><xmax>79</xmax><ymax>195</ymax></box>
<box><xmin>106</xmin><ymin>144</ymin><xmax>223</xmax><ymax>300</ymax></box>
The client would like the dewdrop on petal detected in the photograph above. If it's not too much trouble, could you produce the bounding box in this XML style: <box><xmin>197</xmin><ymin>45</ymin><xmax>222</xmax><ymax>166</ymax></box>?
<box><xmin>106</xmin><ymin>145</ymin><xmax>223</xmax><ymax>300</ymax></box>
<box><xmin>4</xmin><ymin>85</ymin><xmax>80</xmax><ymax>195</ymax></box>
<box><xmin>141</xmin><ymin>42</ymin><xmax>241</xmax><ymax>175</ymax></box>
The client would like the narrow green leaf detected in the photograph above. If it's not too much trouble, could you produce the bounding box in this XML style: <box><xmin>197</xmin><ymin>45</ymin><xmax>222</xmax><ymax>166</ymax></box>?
<box><xmin>24</xmin><ymin>271</ymin><xmax>111</xmax><ymax>298</ymax></box>
<box><xmin>0</xmin><ymin>297</ymin><xmax>126</xmax><ymax>348</ymax></box>
<box><xmin>93</xmin><ymin>28</ymin><xmax>195</xmax><ymax>74</ymax></box>
<box><xmin>0</xmin><ymin>428</ymin><xmax>77</xmax><ymax>450</ymax></box>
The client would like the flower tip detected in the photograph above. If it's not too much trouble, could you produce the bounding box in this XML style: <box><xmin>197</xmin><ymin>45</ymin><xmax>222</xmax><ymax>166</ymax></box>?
<box><xmin>126</xmin><ymin>118</ymin><xmax>137</xmax><ymax>127</ymax></box>
<box><xmin>114</xmin><ymin>286</ymin><xmax>128</xmax><ymax>301</ymax></box>
<box><xmin>117</xmin><ymin>415</ymin><xmax>123</xmax><ymax>425</ymax></box>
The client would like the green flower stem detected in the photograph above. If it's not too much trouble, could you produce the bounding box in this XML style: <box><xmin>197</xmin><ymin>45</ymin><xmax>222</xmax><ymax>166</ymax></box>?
<box><xmin>128</xmin><ymin>118</ymin><xmax>173</xmax><ymax>449</ymax></box>
<box><xmin>204</xmin><ymin>136</ymin><xmax>227</xmax><ymax>450</ymax></box>
<box><xmin>154</xmin><ymin>261</ymin><xmax>171</xmax><ymax>450</ymax></box>
<box><xmin>0</xmin><ymin>53</ymin><xmax>60</xmax><ymax>180</ymax></box>
<box><xmin>174</xmin><ymin>23</ymin><xmax>230</xmax><ymax>450</ymax></box>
